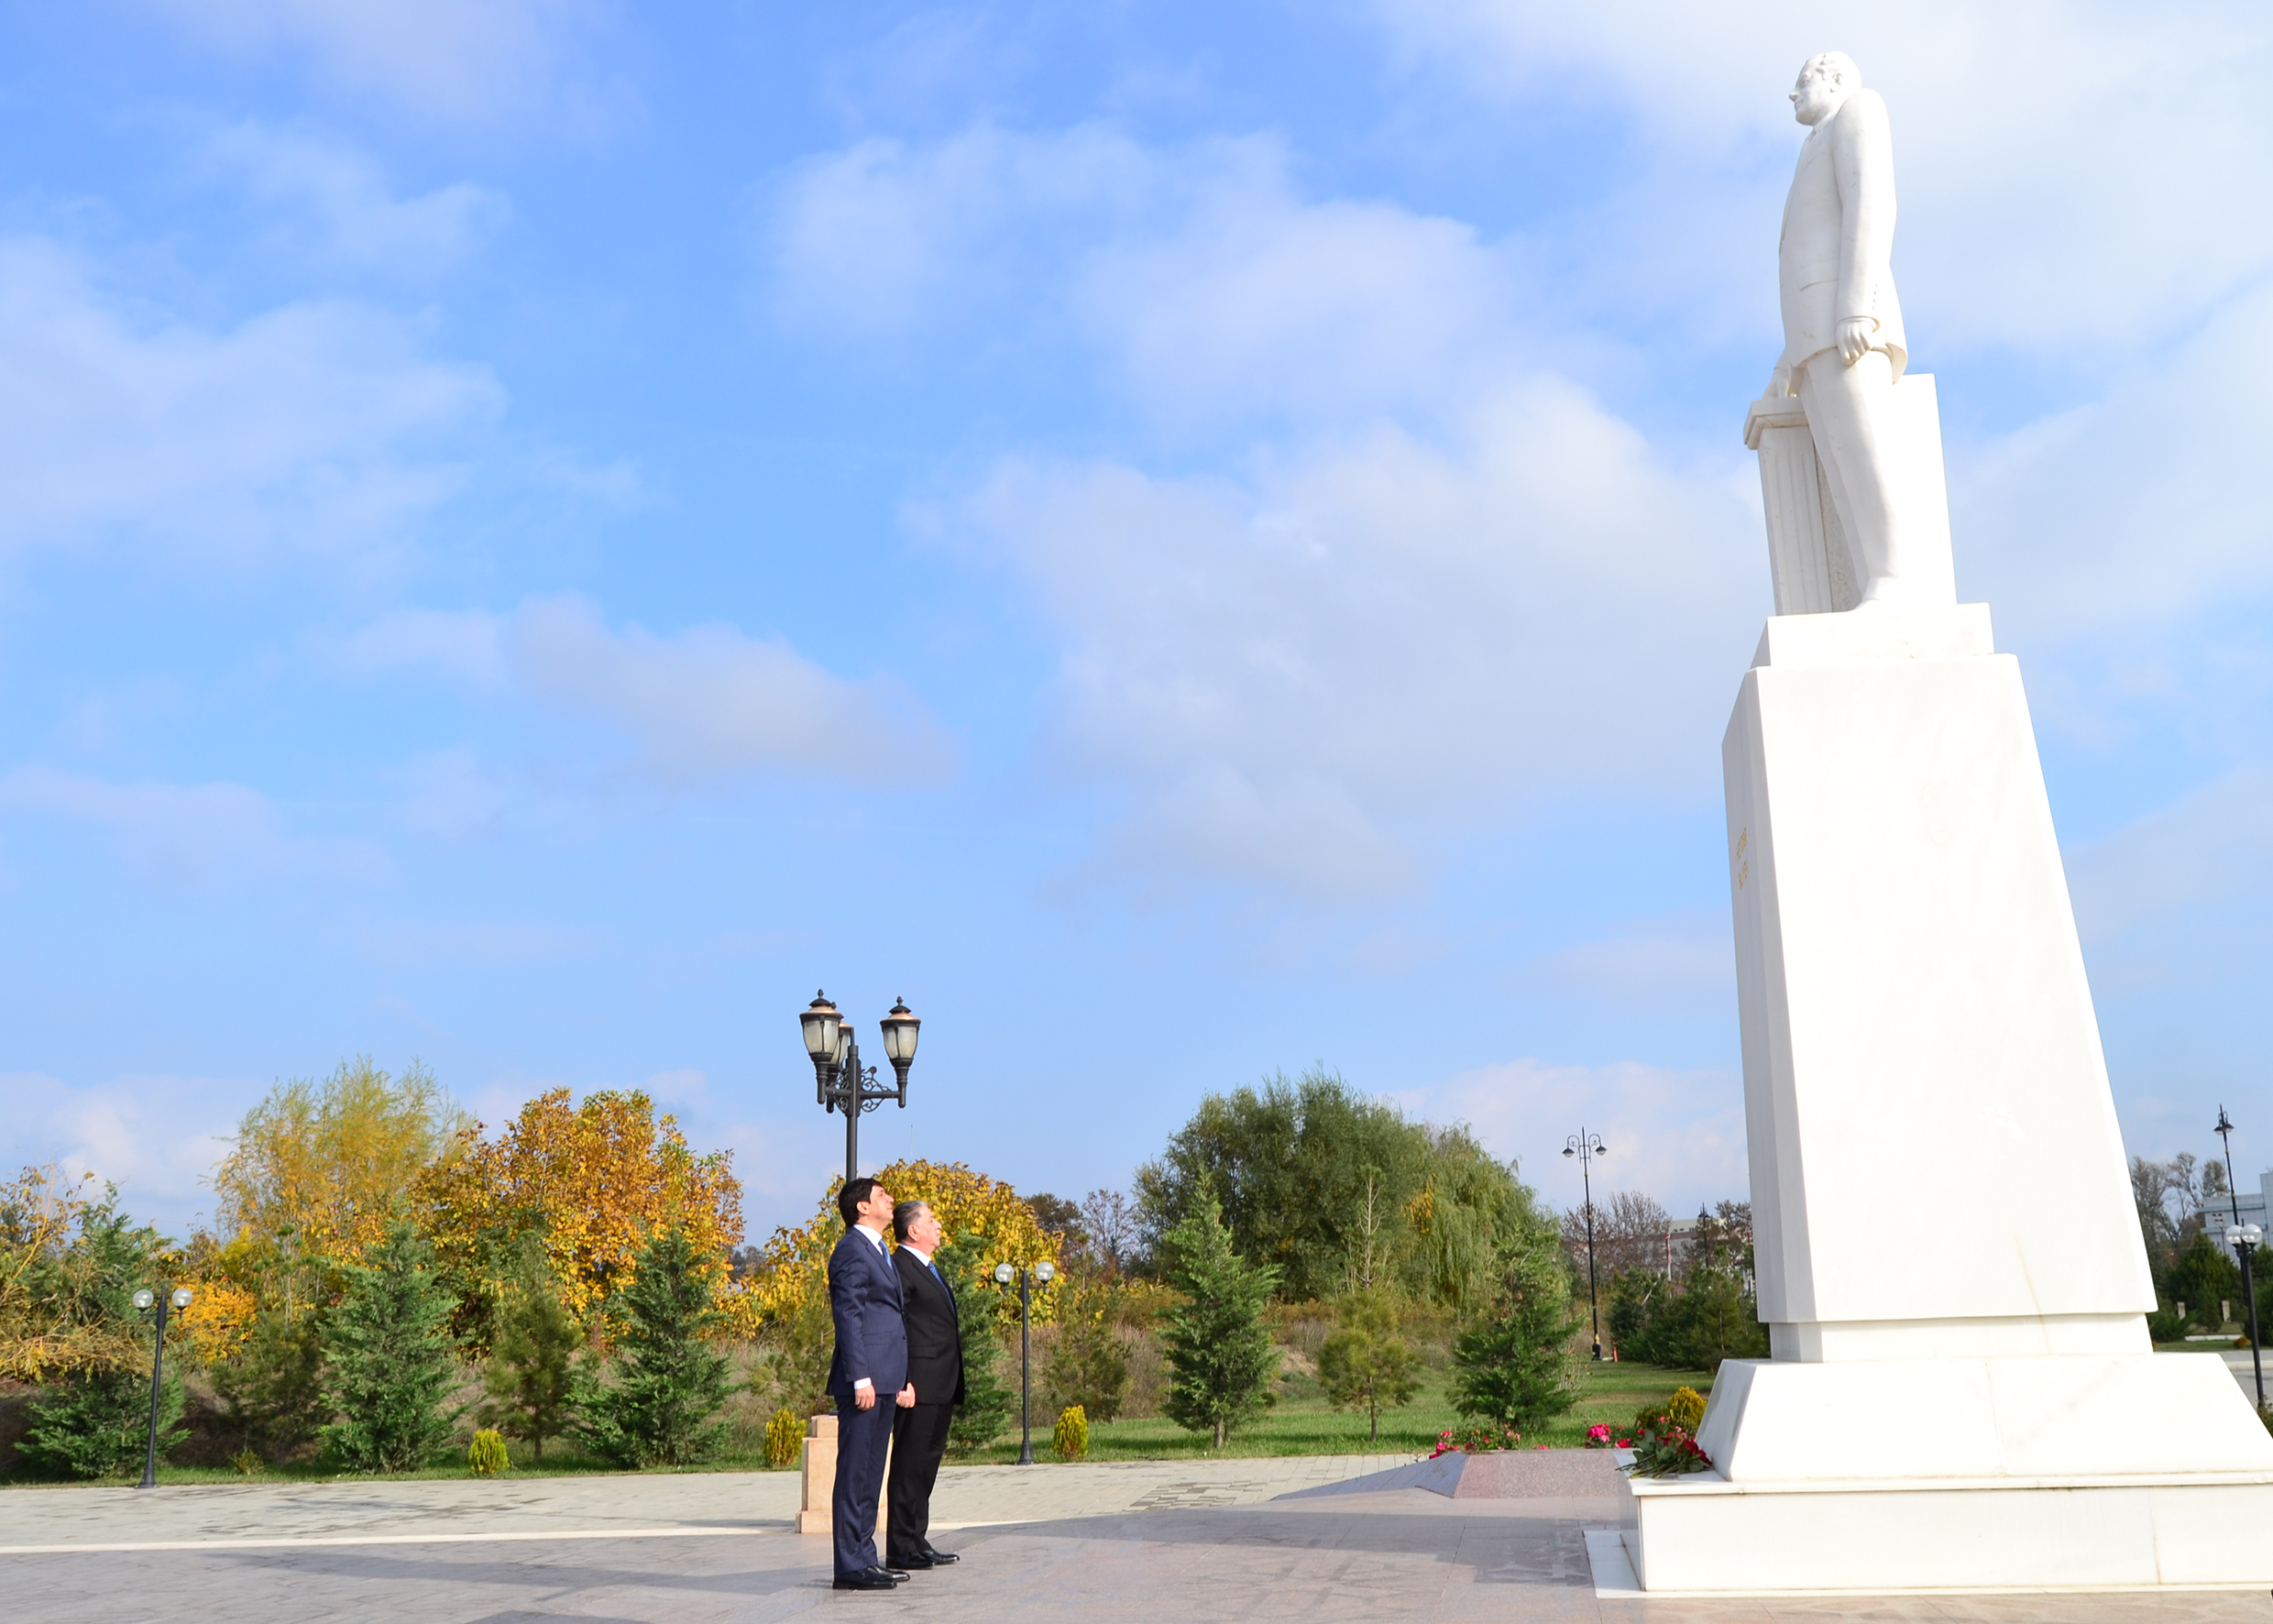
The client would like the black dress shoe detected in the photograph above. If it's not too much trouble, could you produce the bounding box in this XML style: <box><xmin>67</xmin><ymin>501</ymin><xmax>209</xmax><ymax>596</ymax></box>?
<box><xmin>920</xmin><ymin>1548</ymin><xmax>960</xmax><ymax>1564</ymax></box>
<box><xmin>884</xmin><ymin>1567</ymin><xmax>910</xmax><ymax>1582</ymax></box>
<box><xmin>889</xmin><ymin>1553</ymin><xmax>931</xmax><ymax>1570</ymax></box>
<box><xmin>832</xmin><ymin>1567</ymin><xmax>898</xmax><ymax>1591</ymax></box>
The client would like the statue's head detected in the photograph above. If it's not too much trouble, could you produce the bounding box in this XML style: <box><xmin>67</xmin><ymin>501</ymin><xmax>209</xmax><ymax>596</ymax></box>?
<box><xmin>1789</xmin><ymin>52</ymin><xmax>1860</xmax><ymax>126</ymax></box>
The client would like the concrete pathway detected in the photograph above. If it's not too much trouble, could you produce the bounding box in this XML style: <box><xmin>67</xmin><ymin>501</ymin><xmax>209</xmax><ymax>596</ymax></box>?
<box><xmin>0</xmin><ymin>1454</ymin><xmax>1420</xmax><ymax>1553</ymax></box>
<box><xmin>5</xmin><ymin>1456</ymin><xmax>2269</xmax><ymax>1620</ymax></box>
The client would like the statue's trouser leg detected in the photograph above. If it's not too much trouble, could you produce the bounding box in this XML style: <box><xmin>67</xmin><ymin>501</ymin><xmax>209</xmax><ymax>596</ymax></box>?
<box><xmin>1796</xmin><ymin>348</ymin><xmax>1917</xmax><ymax>603</ymax></box>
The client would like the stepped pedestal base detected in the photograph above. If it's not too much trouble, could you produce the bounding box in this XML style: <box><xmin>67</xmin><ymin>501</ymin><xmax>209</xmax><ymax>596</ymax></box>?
<box><xmin>1627</xmin><ymin>1353</ymin><xmax>2273</xmax><ymax>1591</ymax></box>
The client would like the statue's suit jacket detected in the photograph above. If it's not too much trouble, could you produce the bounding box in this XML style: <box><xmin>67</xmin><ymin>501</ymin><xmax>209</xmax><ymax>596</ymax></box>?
<box><xmin>1778</xmin><ymin>88</ymin><xmax>1907</xmax><ymax>380</ymax></box>
<box><xmin>826</xmin><ymin>1226</ymin><xmax>908</xmax><ymax>1399</ymax></box>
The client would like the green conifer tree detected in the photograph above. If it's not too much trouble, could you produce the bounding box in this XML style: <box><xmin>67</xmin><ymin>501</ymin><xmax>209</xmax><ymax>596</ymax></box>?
<box><xmin>479</xmin><ymin>1245</ymin><xmax>581</xmax><ymax>1464</ymax></box>
<box><xmin>1451</xmin><ymin>1238</ymin><xmax>1580</xmax><ymax>1432</ymax></box>
<box><xmin>1160</xmin><ymin>1187</ymin><xmax>1279</xmax><ymax>1447</ymax></box>
<box><xmin>318</xmin><ymin>1220</ymin><xmax>462</xmax><ymax>1473</ymax></box>
<box><xmin>17</xmin><ymin>1201</ymin><xmax>187</xmax><ymax>1480</ymax></box>
<box><xmin>574</xmin><ymin>1225</ymin><xmax>731</xmax><ymax>1467</ymax></box>
<box><xmin>939</xmin><ymin>1240</ymin><xmax>1016</xmax><ymax>1454</ymax></box>
<box><xmin>1317</xmin><ymin>1289</ymin><xmax>1420</xmax><ymax>1442</ymax></box>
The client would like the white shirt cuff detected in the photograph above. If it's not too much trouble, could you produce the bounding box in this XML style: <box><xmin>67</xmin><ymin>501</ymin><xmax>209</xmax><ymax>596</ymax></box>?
<box><xmin>853</xmin><ymin>1377</ymin><xmax>873</xmax><ymax>1391</ymax></box>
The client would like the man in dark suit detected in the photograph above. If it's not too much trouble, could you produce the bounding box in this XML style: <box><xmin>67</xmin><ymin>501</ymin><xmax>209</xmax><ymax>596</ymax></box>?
<box><xmin>886</xmin><ymin>1200</ymin><xmax>966</xmax><ymax>1571</ymax></box>
<box><xmin>826</xmin><ymin>1177</ymin><xmax>915</xmax><ymax>1592</ymax></box>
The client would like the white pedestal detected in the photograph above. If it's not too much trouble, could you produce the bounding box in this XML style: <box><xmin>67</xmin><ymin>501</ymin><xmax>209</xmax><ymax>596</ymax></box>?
<box><xmin>1629</xmin><ymin>606</ymin><xmax>2273</xmax><ymax>1592</ymax></box>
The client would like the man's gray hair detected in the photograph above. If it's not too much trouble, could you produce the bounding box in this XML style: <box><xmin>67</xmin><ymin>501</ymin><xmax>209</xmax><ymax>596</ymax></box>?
<box><xmin>893</xmin><ymin>1200</ymin><xmax>933</xmax><ymax>1245</ymax></box>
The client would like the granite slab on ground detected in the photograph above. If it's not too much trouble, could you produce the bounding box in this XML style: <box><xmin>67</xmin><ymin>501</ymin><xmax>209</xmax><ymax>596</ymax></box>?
<box><xmin>1281</xmin><ymin>1450</ymin><xmax>1629</xmax><ymax>1501</ymax></box>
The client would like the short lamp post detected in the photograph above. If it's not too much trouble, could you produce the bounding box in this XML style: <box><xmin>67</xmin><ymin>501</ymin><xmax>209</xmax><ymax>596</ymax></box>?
<box><xmin>2212</xmin><ymin>1106</ymin><xmax>2265</xmax><ymax>1410</ymax></box>
<box><xmin>130</xmin><ymin>1285</ymin><xmax>193</xmax><ymax>1489</ymax></box>
<box><xmin>993</xmin><ymin>1260</ymin><xmax>1056</xmax><ymax>1465</ymax></box>
<box><xmin>1563</xmin><ymin>1130</ymin><xmax>1609</xmax><ymax>1361</ymax></box>
<box><xmin>799</xmin><ymin>991</ymin><xmax>920</xmax><ymax>1186</ymax></box>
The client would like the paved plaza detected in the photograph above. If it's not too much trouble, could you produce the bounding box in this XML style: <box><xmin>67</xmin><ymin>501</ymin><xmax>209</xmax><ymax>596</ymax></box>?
<box><xmin>5</xmin><ymin>1454</ymin><xmax>2272</xmax><ymax>1622</ymax></box>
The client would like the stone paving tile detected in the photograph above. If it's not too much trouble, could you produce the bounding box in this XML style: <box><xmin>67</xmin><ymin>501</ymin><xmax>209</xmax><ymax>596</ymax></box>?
<box><xmin>11</xmin><ymin>1494</ymin><xmax>2270</xmax><ymax>1624</ymax></box>
<box><xmin>8</xmin><ymin>1465</ymin><xmax>2272</xmax><ymax>1620</ymax></box>
<box><xmin>0</xmin><ymin>1454</ymin><xmax>1420</xmax><ymax>1551</ymax></box>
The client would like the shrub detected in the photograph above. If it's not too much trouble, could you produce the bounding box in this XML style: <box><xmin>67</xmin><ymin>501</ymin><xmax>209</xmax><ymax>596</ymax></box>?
<box><xmin>319</xmin><ymin>1220</ymin><xmax>462</xmax><ymax>1474</ymax></box>
<box><xmin>1429</xmin><ymin>1424</ymin><xmax>1521</xmax><ymax>1457</ymax></box>
<box><xmin>1666</xmin><ymin>1386</ymin><xmax>1707</xmax><ymax>1432</ymax></box>
<box><xmin>1316</xmin><ymin>1290</ymin><xmax>1420</xmax><ymax>1443</ymax></box>
<box><xmin>1052</xmin><ymin>1404</ymin><xmax>1088</xmax><ymax>1461</ymax></box>
<box><xmin>478</xmin><ymin>1248</ymin><xmax>580</xmax><ymax>1465</ymax></box>
<box><xmin>467</xmin><ymin>1428</ymin><xmax>510</xmax><ymax>1476</ymax></box>
<box><xmin>763</xmin><ymin>1407</ymin><xmax>803</xmax><ymax>1469</ymax></box>
<box><xmin>17</xmin><ymin>1366</ymin><xmax>181</xmax><ymax>1480</ymax></box>
<box><xmin>1041</xmin><ymin>1279</ymin><xmax>1132</xmax><ymax>1422</ymax></box>
<box><xmin>574</xmin><ymin>1225</ymin><xmax>731</xmax><ymax>1468</ymax></box>
<box><xmin>214</xmin><ymin>1306</ymin><xmax>326</xmax><ymax>1460</ymax></box>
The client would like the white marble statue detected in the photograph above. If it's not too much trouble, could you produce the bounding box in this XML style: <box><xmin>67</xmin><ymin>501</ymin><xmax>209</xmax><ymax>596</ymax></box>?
<box><xmin>1765</xmin><ymin>52</ymin><xmax>1933</xmax><ymax>609</ymax></box>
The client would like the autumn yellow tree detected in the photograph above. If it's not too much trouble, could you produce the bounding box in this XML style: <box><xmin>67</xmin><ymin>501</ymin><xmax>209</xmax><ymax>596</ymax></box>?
<box><xmin>213</xmin><ymin>1057</ymin><xmax>467</xmax><ymax>1276</ymax></box>
<box><xmin>743</xmin><ymin>1158</ymin><xmax>1060</xmax><ymax>1326</ymax></box>
<box><xmin>418</xmin><ymin>1088</ymin><xmax>743</xmax><ymax>1347</ymax></box>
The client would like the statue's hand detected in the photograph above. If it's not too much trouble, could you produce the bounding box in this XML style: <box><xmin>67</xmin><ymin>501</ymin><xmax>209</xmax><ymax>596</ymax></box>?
<box><xmin>1767</xmin><ymin>363</ymin><xmax>1793</xmax><ymax>399</ymax></box>
<box><xmin>1837</xmin><ymin>316</ymin><xmax>1877</xmax><ymax>366</ymax></box>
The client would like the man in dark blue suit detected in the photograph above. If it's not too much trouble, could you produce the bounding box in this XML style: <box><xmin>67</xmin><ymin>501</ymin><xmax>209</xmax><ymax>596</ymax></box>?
<box><xmin>827</xmin><ymin>1176</ymin><xmax>914</xmax><ymax>1591</ymax></box>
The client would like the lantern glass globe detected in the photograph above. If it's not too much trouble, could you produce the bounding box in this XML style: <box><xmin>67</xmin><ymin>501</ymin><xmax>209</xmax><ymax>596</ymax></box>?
<box><xmin>171</xmin><ymin>1288</ymin><xmax>194</xmax><ymax>1310</ymax></box>
<box><xmin>801</xmin><ymin>993</ymin><xmax>841</xmax><ymax>1062</ymax></box>
<box><xmin>994</xmin><ymin>1263</ymin><xmax>1016</xmax><ymax>1284</ymax></box>
<box><xmin>131</xmin><ymin>1289</ymin><xmax>155</xmax><ymax>1311</ymax></box>
<box><xmin>1033</xmin><ymin>1261</ymin><xmax>1055</xmax><ymax>1283</ymax></box>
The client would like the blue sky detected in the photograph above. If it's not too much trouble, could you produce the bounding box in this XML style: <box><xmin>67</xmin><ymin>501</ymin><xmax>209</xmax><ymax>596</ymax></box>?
<box><xmin>5</xmin><ymin>1</ymin><xmax>2271</xmax><ymax>1246</ymax></box>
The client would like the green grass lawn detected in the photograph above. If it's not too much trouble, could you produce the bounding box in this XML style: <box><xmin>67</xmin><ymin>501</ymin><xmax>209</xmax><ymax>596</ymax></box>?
<box><xmin>5</xmin><ymin>1361</ymin><xmax>1717</xmax><ymax>1487</ymax></box>
<box><xmin>951</xmin><ymin>1358</ymin><xmax>1715</xmax><ymax>1465</ymax></box>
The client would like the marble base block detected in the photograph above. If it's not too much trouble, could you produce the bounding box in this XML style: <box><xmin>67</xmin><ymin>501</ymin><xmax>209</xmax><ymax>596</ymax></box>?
<box><xmin>1632</xmin><ymin>607</ymin><xmax>2273</xmax><ymax>1593</ymax></box>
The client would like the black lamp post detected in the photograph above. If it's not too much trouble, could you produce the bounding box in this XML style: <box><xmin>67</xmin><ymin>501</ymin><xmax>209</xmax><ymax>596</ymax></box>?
<box><xmin>1563</xmin><ymin>1129</ymin><xmax>1608</xmax><ymax>1361</ymax></box>
<box><xmin>992</xmin><ymin>1260</ymin><xmax>1056</xmax><ymax>1464</ymax></box>
<box><xmin>130</xmin><ymin>1284</ymin><xmax>192</xmax><ymax>1489</ymax></box>
<box><xmin>799</xmin><ymin>992</ymin><xmax>920</xmax><ymax>1186</ymax></box>
<box><xmin>2212</xmin><ymin>1106</ymin><xmax>2265</xmax><ymax>1410</ymax></box>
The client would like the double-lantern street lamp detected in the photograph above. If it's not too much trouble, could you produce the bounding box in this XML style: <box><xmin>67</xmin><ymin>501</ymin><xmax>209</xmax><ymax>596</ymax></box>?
<box><xmin>2212</xmin><ymin>1106</ymin><xmax>2265</xmax><ymax>1411</ymax></box>
<box><xmin>1564</xmin><ymin>1130</ymin><xmax>1609</xmax><ymax>1361</ymax></box>
<box><xmin>993</xmin><ymin>1260</ymin><xmax>1056</xmax><ymax>1465</ymax></box>
<box><xmin>130</xmin><ymin>1284</ymin><xmax>193</xmax><ymax>1489</ymax></box>
<box><xmin>799</xmin><ymin>992</ymin><xmax>920</xmax><ymax>1185</ymax></box>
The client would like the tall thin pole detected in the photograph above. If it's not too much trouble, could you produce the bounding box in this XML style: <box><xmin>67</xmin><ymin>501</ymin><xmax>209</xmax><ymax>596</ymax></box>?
<box><xmin>137</xmin><ymin>1293</ymin><xmax>170</xmax><ymax>1490</ymax></box>
<box><xmin>2213</xmin><ymin>1107</ymin><xmax>2264</xmax><ymax>1410</ymax></box>
<box><xmin>1581</xmin><ymin>1144</ymin><xmax>1601</xmax><ymax>1360</ymax></box>
<box><xmin>1016</xmin><ymin>1273</ymin><xmax>1034</xmax><ymax>1465</ymax></box>
<box><xmin>842</xmin><ymin>1032</ymin><xmax>861</xmax><ymax>1187</ymax></box>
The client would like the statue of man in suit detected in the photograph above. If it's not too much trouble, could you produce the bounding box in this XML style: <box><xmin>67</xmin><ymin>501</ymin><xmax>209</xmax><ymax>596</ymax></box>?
<box><xmin>1767</xmin><ymin>52</ymin><xmax>1930</xmax><ymax>609</ymax></box>
<box><xmin>826</xmin><ymin>1177</ymin><xmax>916</xmax><ymax>1591</ymax></box>
<box><xmin>886</xmin><ymin>1201</ymin><xmax>967</xmax><ymax>1572</ymax></box>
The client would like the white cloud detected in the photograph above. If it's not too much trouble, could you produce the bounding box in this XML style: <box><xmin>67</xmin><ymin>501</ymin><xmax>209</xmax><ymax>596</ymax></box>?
<box><xmin>1391</xmin><ymin>1055</ymin><xmax>1749</xmax><ymax>1220</ymax></box>
<box><xmin>0</xmin><ymin>237</ymin><xmax>500</xmax><ymax>574</ymax></box>
<box><xmin>1956</xmin><ymin>282</ymin><xmax>2273</xmax><ymax>636</ymax></box>
<box><xmin>2066</xmin><ymin>763</ymin><xmax>2273</xmax><ymax>949</ymax></box>
<box><xmin>1526</xmin><ymin>917</ymin><xmax>1735</xmax><ymax>1012</ymax></box>
<box><xmin>0</xmin><ymin>766</ymin><xmax>383</xmax><ymax>888</ymax></box>
<box><xmin>960</xmin><ymin>381</ymin><xmax>1759</xmax><ymax>894</ymax></box>
<box><xmin>1</xmin><ymin>1070</ymin><xmax>250</xmax><ymax>1234</ymax></box>
<box><xmin>767</xmin><ymin>124</ymin><xmax>1156</xmax><ymax>338</ymax></box>
<box><xmin>148</xmin><ymin>0</ymin><xmax>614</xmax><ymax>128</ymax></box>
<box><xmin>201</xmin><ymin>121</ymin><xmax>510</xmax><ymax>274</ymax></box>
<box><xmin>340</xmin><ymin>594</ymin><xmax>952</xmax><ymax>787</ymax></box>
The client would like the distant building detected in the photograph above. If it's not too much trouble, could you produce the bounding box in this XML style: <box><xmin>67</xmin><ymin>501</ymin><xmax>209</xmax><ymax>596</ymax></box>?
<box><xmin>2197</xmin><ymin>1167</ymin><xmax>2272</xmax><ymax>1263</ymax></box>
